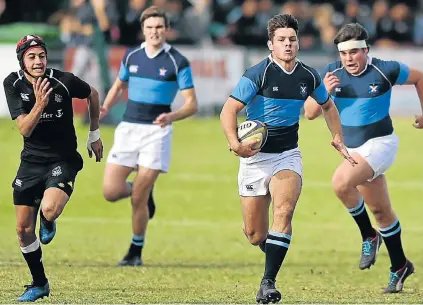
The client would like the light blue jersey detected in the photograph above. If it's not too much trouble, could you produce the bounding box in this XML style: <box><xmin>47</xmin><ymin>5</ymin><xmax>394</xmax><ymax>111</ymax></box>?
<box><xmin>322</xmin><ymin>57</ymin><xmax>409</xmax><ymax>148</ymax></box>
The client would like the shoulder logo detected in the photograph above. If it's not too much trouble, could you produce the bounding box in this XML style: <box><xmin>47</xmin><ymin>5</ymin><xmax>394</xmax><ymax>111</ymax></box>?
<box><xmin>55</xmin><ymin>93</ymin><xmax>62</xmax><ymax>103</ymax></box>
<box><xmin>369</xmin><ymin>84</ymin><xmax>379</xmax><ymax>94</ymax></box>
<box><xmin>159</xmin><ymin>67</ymin><xmax>167</xmax><ymax>76</ymax></box>
<box><xmin>20</xmin><ymin>93</ymin><xmax>29</xmax><ymax>101</ymax></box>
<box><xmin>129</xmin><ymin>65</ymin><xmax>138</xmax><ymax>73</ymax></box>
<box><xmin>299</xmin><ymin>83</ymin><xmax>308</xmax><ymax>97</ymax></box>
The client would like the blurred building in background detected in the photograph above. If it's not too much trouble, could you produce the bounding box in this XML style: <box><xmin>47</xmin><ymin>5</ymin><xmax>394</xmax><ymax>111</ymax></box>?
<box><xmin>1</xmin><ymin>0</ymin><xmax>423</xmax><ymax>120</ymax></box>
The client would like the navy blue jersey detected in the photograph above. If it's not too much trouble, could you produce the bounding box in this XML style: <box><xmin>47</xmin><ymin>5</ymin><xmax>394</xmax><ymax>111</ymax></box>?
<box><xmin>322</xmin><ymin>57</ymin><xmax>409</xmax><ymax>148</ymax></box>
<box><xmin>231</xmin><ymin>56</ymin><xmax>329</xmax><ymax>153</ymax></box>
<box><xmin>118</xmin><ymin>42</ymin><xmax>194</xmax><ymax>124</ymax></box>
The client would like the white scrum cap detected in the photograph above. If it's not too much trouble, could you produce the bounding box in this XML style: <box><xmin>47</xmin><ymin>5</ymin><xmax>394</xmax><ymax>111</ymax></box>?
<box><xmin>337</xmin><ymin>40</ymin><xmax>367</xmax><ymax>51</ymax></box>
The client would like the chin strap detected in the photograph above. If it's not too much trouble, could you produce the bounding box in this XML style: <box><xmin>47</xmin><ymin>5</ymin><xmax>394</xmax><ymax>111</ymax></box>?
<box><xmin>87</xmin><ymin>129</ymin><xmax>100</xmax><ymax>151</ymax></box>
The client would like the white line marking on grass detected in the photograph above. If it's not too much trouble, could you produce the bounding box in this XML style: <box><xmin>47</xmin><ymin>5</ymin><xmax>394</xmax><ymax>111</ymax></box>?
<box><xmin>170</xmin><ymin>173</ymin><xmax>423</xmax><ymax>189</ymax></box>
<box><xmin>58</xmin><ymin>217</ymin><xmax>423</xmax><ymax>232</ymax></box>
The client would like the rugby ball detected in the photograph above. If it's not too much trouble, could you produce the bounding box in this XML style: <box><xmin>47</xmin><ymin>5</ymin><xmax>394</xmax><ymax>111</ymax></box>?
<box><xmin>237</xmin><ymin>120</ymin><xmax>268</xmax><ymax>150</ymax></box>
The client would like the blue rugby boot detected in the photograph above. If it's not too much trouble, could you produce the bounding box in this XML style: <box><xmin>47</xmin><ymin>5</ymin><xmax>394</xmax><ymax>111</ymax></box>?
<box><xmin>384</xmin><ymin>260</ymin><xmax>415</xmax><ymax>293</ymax></box>
<box><xmin>39</xmin><ymin>212</ymin><xmax>56</xmax><ymax>245</ymax></box>
<box><xmin>359</xmin><ymin>231</ymin><xmax>383</xmax><ymax>270</ymax></box>
<box><xmin>17</xmin><ymin>282</ymin><xmax>50</xmax><ymax>302</ymax></box>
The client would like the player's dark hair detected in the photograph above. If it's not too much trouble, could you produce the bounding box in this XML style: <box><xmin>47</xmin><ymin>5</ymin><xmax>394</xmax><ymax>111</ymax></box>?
<box><xmin>140</xmin><ymin>6</ymin><xmax>170</xmax><ymax>29</ymax></box>
<box><xmin>267</xmin><ymin>14</ymin><xmax>299</xmax><ymax>41</ymax></box>
<box><xmin>333</xmin><ymin>23</ymin><xmax>369</xmax><ymax>45</ymax></box>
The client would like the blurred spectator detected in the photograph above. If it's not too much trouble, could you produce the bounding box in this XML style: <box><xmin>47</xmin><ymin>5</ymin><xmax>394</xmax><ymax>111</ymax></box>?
<box><xmin>374</xmin><ymin>2</ymin><xmax>414</xmax><ymax>47</ymax></box>
<box><xmin>1</xmin><ymin>0</ymin><xmax>423</xmax><ymax>50</ymax></box>
<box><xmin>118</xmin><ymin>0</ymin><xmax>146</xmax><ymax>46</ymax></box>
<box><xmin>227</xmin><ymin>0</ymin><xmax>267</xmax><ymax>46</ymax></box>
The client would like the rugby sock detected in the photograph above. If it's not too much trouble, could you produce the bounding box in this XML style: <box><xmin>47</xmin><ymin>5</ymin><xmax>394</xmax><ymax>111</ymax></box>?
<box><xmin>348</xmin><ymin>199</ymin><xmax>375</xmax><ymax>240</ymax></box>
<box><xmin>129</xmin><ymin>234</ymin><xmax>144</xmax><ymax>257</ymax></box>
<box><xmin>148</xmin><ymin>186</ymin><xmax>156</xmax><ymax>219</ymax></box>
<box><xmin>263</xmin><ymin>231</ymin><xmax>291</xmax><ymax>280</ymax></box>
<box><xmin>380</xmin><ymin>219</ymin><xmax>407</xmax><ymax>272</ymax></box>
<box><xmin>21</xmin><ymin>239</ymin><xmax>48</xmax><ymax>286</ymax></box>
<box><xmin>259</xmin><ymin>240</ymin><xmax>266</xmax><ymax>253</ymax></box>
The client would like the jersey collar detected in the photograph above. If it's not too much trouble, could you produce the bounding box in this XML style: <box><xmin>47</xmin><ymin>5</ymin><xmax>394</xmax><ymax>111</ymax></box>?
<box><xmin>141</xmin><ymin>42</ymin><xmax>171</xmax><ymax>59</ymax></box>
<box><xmin>348</xmin><ymin>56</ymin><xmax>372</xmax><ymax>76</ymax></box>
<box><xmin>268</xmin><ymin>54</ymin><xmax>299</xmax><ymax>75</ymax></box>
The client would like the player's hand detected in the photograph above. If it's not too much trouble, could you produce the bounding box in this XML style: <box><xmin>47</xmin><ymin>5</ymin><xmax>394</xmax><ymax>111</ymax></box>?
<box><xmin>33</xmin><ymin>77</ymin><xmax>53</xmax><ymax>109</ymax></box>
<box><xmin>330</xmin><ymin>134</ymin><xmax>358</xmax><ymax>166</ymax></box>
<box><xmin>153</xmin><ymin>112</ymin><xmax>173</xmax><ymax>127</ymax></box>
<box><xmin>412</xmin><ymin>114</ymin><xmax>423</xmax><ymax>129</ymax></box>
<box><xmin>323</xmin><ymin>72</ymin><xmax>340</xmax><ymax>93</ymax></box>
<box><xmin>88</xmin><ymin>138</ymin><xmax>103</xmax><ymax>162</ymax></box>
<box><xmin>99</xmin><ymin>106</ymin><xmax>109</xmax><ymax>120</ymax></box>
<box><xmin>230</xmin><ymin>139</ymin><xmax>260</xmax><ymax>158</ymax></box>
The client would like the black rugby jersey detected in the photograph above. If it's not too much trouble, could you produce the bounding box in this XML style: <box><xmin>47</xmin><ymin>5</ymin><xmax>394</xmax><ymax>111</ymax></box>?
<box><xmin>3</xmin><ymin>68</ymin><xmax>91</xmax><ymax>163</ymax></box>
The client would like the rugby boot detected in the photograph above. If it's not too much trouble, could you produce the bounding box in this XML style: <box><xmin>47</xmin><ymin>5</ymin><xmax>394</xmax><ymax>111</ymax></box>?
<box><xmin>117</xmin><ymin>253</ymin><xmax>142</xmax><ymax>266</ymax></box>
<box><xmin>39</xmin><ymin>212</ymin><xmax>56</xmax><ymax>245</ymax></box>
<box><xmin>256</xmin><ymin>279</ymin><xmax>282</xmax><ymax>304</ymax></box>
<box><xmin>383</xmin><ymin>260</ymin><xmax>414</xmax><ymax>293</ymax></box>
<box><xmin>17</xmin><ymin>282</ymin><xmax>50</xmax><ymax>302</ymax></box>
<box><xmin>359</xmin><ymin>231</ymin><xmax>383</xmax><ymax>270</ymax></box>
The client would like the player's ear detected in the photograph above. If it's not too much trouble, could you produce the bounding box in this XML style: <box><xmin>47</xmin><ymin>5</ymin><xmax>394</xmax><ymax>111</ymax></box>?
<box><xmin>297</xmin><ymin>39</ymin><xmax>300</xmax><ymax>51</ymax></box>
<box><xmin>267</xmin><ymin>40</ymin><xmax>273</xmax><ymax>51</ymax></box>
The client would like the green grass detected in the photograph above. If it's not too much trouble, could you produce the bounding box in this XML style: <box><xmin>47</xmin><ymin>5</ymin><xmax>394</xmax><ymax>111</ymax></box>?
<box><xmin>0</xmin><ymin>117</ymin><xmax>422</xmax><ymax>303</ymax></box>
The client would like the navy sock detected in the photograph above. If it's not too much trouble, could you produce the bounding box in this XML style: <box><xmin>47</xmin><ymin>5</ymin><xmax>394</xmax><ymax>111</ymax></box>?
<box><xmin>348</xmin><ymin>200</ymin><xmax>375</xmax><ymax>240</ymax></box>
<box><xmin>380</xmin><ymin>219</ymin><xmax>407</xmax><ymax>272</ymax></box>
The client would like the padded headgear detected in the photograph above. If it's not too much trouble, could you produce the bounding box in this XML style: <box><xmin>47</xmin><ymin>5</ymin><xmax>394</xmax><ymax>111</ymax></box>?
<box><xmin>16</xmin><ymin>35</ymin><xmax>47</xmax><ymax>70</ymax></box>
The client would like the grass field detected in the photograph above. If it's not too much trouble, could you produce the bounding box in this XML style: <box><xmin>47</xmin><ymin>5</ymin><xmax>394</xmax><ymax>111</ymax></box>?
<box><xmin>0</xmin><ymin>116</ymin><xmax>422</xmax><ymax>304</ymax></box>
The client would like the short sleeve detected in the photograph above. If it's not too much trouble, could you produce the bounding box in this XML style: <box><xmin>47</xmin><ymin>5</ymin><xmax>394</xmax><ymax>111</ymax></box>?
<box><xmin>3</xmin><ymin>76</ymin><xmax>27</xmax><ymax>120</ymax></box>
<box><xmin>177</xmin><ymin>57</ymin><xmax>194</xmax><ymax>90</ymax></box>
<box><xmin>68</xmin><ymin>74</ymin><xmax>91</xmax><ymax>99</ymax></box>
<box><xmin>309</xmin><ymin>68</ymin><xmax>329</xmax><ymax>105</ymax></box>
<box><xmin>372</xmin><ymin>59</ymin><xmax>410</xmax><ymax>86</ymax></box>
<box><xmin>230</xmin><ymin>68</ymin><xmax>261</xmax><ymax>105</ymax></box>
<box><xmin>119</xmin><ymin>49</ymin><xmax>131</xmax><ymax>82</ymax></box>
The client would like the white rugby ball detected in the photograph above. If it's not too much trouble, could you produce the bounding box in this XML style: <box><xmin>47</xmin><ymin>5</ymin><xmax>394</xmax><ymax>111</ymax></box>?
<box><xmin>237</xmin><ymin>120</ymin><xmax>268</xmax><ymax>150</ymax></box>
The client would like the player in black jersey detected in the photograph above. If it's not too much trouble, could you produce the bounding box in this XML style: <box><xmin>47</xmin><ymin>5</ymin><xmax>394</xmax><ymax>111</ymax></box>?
<box><xmin>3</xmin><ymin>35</ymin><xmax>103</xmax><ymax>302</ymax></box>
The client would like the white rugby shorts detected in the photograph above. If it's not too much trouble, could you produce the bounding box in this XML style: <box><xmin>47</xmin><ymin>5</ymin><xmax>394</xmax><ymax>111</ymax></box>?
<box><xmin>347</xmin><ymin>133</ymin><xmax>399</xmax><ymax>181</ymax></box>
<box><xmin>107</xmin><ymin>122</ymin><xmax>173</xmax><ymax>172</ymax></box>
<box><xmin>238</xmin><ymin>147</ymin><xmax>303</xmax><ymax>196</ymax></box>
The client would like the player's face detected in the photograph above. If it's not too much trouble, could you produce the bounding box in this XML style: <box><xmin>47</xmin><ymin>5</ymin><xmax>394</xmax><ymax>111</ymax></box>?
<box><xmin>24</xmin><ymin>47</ymin><xmax>47</xmax><ymax>77</ymax></box>
<box><xmin>268</xmin><ymin>28</ymin><xmax>299</xmax><ymax>62</ymax></box>
<box><xmin>339</xmin><ymin>48</ymin><xmax>368</xmax><ymax>74</ymax></box>
<box><xmin>143</xmin><ymin>17</ymin><xmax>167</xmax><ymax>48</ymax></box>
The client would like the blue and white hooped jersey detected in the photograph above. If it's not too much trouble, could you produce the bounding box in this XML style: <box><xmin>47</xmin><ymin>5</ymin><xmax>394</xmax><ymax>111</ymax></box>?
<box><xmin>322</xmin><ymin>57</ymin><xmax>409</xmax><ymax>148</ymax></box>
<box><xmin>119</xmin><ymin>42</ymin><xmax>194</xmax><ymax>124</ymax></box>
<box><xmin>230</xmin><ymin>55</ymin><xmax>329</xmax><ymax>153</ymax></box>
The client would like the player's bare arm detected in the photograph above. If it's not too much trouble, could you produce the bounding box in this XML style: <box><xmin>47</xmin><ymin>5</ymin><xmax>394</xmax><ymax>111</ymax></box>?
<box><xmin>220</xmin><ymin>97</ymin><xmax>259</xmax><ymax>158</ymax></box>
<box><xmin>403</xmin><ymin>67</ymin><xmax>423</xmax><ymax>128</ymax></box>
<box><xmin>304</xmin><ymin>96</ymin><xmax>322</xmax><ymax>120</ymax></box>
<box><xmin>320</xmin><ymin>99</ymin><xmax>357</xmax><ymax>166</ymax></box>
<box><xmin>99</xmin><ymin>77</ymin><xmax>128</xmax><ymax>119</ymax></box>
<box><xmin>16</xmin><ymin>77</ymin><xmax>53</xmax><ymax>137</ymax></box>
<box><xmin>86</xmin><ymin>86</ymin><xmax>103</xmax><ymax>162</ymax></box>
<box><xmin>153</xmin><ymin>88</ymin><xmax>198</xmax><ymax>127</ymax></box>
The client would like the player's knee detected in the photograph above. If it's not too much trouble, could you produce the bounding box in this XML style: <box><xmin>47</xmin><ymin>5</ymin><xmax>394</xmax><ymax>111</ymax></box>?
<box><xmin>244</xmin><ymin>228</ymin><xmax>266</xmax><ymax>245</ymax></box>
<box><xmin>332</xmin><ymin>174</ymin><xmax>352</xmax><ymax>198</ymax></box>
<box><xmin>103</xmin><ymin>187</ymin><xmax>121</xmax><ymax>202</ymax></box>
<box><xmin>16</xmin><ymin>224</ymin><xmax>35</xmax><ymax>240</ymax></box>
<box><xmin>41</xmin><ymin>203</ymin><xmax>56</xmax><ymax>217</ymax></box>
